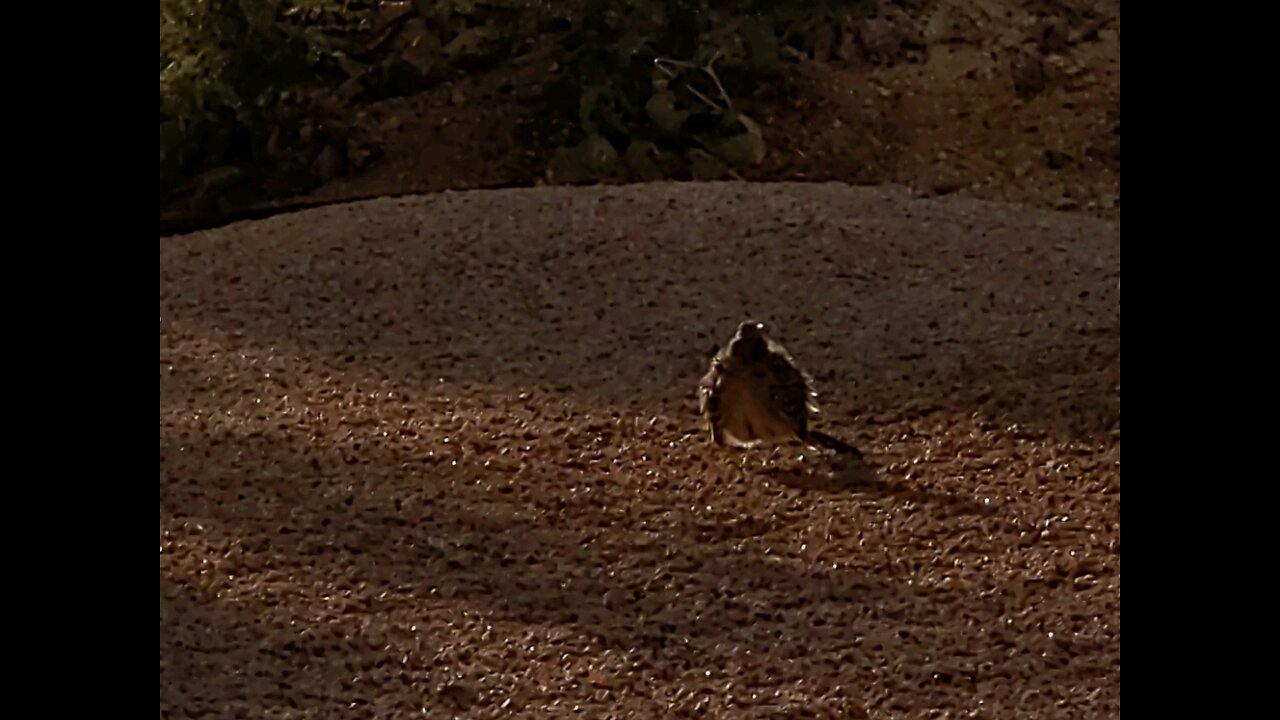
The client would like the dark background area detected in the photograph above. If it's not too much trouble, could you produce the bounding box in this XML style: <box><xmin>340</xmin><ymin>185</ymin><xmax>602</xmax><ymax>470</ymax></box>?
<box><xmin>160</xmin><ymin>0</ymin><xmax>1120</xmax><ymax>233</ymax></box>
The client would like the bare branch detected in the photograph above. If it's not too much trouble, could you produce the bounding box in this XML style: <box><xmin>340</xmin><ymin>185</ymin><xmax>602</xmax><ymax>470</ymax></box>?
<box><xmin>685</xmin><ymin>84</ymin><xmax>725</xmax><ymax>112</ymax></box>
<box><xmin>703</xmin><ymin>51</ymin><xmax>734</xmax><ymax>112</ymax></box>
<box><xmin>654</xmin><ymin>56</ymin><xmax>726</xmax><ymax>113</ymax></box>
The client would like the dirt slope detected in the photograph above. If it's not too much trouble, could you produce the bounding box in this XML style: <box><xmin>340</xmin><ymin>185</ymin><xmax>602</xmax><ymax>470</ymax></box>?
<box><xmin>160</xmin><ymin>182</ymin><xmax>1120</xmax><ymax>719</ymax></box>
<box><xmin>290</xmin><ymin>0</ymin><xmax>1119</xmax><ymax>226</ymax></box>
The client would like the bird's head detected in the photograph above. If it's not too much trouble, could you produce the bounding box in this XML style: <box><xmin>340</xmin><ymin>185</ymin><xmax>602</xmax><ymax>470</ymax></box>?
<box><xmin>728</xmin><ymin>320</ymin><xmax>770</xmax><ymax>360</ymax></box>
<box><xmin>735</xmin><ymin>320</ymin><xmax>767</xmax><ymax>339</ymax></box>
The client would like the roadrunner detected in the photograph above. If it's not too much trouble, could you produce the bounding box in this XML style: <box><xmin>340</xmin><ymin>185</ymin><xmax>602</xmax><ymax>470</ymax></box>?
<box><xmin>698</xmin><ymin>320</ymin><xmax>862</xmax><ymax>458</ymax></box>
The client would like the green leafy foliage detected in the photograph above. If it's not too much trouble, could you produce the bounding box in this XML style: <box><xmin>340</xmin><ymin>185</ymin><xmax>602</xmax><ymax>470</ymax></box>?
<box><xmin>160</xmin><ymin>0</ymin><xmax>332</xmax><ymax>198</ymax></box>
<box><xmin>531</xmin><ymin>0</ymin><xmax>911</xmax><ymax>183</ymax></box>
<box><xmin>160</xmin><ymin>0</ymin><xmax>925</xmax><ymax>215</ymax></box>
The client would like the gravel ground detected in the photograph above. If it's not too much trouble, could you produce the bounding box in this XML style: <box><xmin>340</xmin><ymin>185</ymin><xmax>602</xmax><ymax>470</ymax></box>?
<box><xmin>160</xmin><ymin>182</ymin><xmax>1121</xmax><ymax>719</ymax></box>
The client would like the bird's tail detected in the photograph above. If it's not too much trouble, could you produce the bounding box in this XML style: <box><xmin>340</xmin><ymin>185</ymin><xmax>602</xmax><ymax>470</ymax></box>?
<box><xmin>805</xmin><ymin>430</ymin><xmax>864</xmax><ymax>458</ymax></box>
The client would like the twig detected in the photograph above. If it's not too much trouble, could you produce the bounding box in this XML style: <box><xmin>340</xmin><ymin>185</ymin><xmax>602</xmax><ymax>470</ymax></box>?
<box><xmin>685</xmin><ymin>85</ymin><xmax>725</xmax><ymax>113</ymax></box>
<box><xmin>703</xmin><ymin>51</ymin><xmax>734</xmax><ymax>112</ymax></box>
<box><xmin>654</xmin><ymin>54</ymin><xmax>735</xmax><ymax>114</ymax></box>
<box><xmin>654</xmin><ymin>57</ymin><xmax>699</xmax><ymax>71</ymax></box>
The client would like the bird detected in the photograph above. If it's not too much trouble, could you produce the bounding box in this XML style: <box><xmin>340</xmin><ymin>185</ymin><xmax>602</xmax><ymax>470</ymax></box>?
<box><xmin>697</xmin><ymin>320</ymin><xmax>862</xmax><ymax>458</ymax></box>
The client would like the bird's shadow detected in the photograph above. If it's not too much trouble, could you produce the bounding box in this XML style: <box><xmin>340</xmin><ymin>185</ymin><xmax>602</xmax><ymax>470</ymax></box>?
<box><xmin>765</xmin><ymin>454</ymin><xmax>997</xmax><ymax>518</ymax></box>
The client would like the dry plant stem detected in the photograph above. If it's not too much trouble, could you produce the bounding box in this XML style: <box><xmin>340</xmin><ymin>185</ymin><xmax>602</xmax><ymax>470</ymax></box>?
<box><xmin>702</xmin><ymin>51</ymin><xmax>734</xmax><ymax>112</ymax></box>
<box><xmin>654</xmin><ymin>54</ymin><xmax>734</xmax><ymax>113</ymax></box>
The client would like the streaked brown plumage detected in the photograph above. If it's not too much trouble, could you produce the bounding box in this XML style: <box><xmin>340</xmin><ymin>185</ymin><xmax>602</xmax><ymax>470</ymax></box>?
<box><xmin>698</xmin><ymin>320</ymin><xmax>862</xmax><ymax>457</ymax></box>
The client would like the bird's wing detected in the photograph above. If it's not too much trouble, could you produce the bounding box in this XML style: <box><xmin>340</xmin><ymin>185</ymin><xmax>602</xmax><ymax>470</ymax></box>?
<box><xmin>763</xmin><ymin>347</ymin><xmax>816</xmax><ymax>436</ymax></box>
<box><xmin>765</xmin><ymin>338</ymin><xmax>821</xmax><ymax>413</ymax></box>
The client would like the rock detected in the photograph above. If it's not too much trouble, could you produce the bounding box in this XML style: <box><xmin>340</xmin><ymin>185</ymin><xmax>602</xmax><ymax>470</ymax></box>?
<box><xmin>547</xmin><ymin>134</ymin><xmax>619</xmax><ymax>184</ymax></box>
<box><xmin>688</xmin><ymin>149</ymin><xmax>727</xmax><ymax>180</ymax></box>
<box><xmin>312</xmin><ymin>143</ymin><xmax>345</xmax><ymax>183</ymax></box>
<box><xmin>645</xmin><ymin>92</ymin><xmax>689</xmax><ymax>136</ymax></box>
<box><xmin>714</xmin><ymin>130</ymin><xmax>767</xmax><ymax>168</ymax></box>
<box><xmin>624</xmin><ymin>140</ymin><xmax>664</xmax><ymax>182</ymax></box>
<box><xmin>346</xmin><ymin>130</ymin><xmax>380</xmax><ymax>171</ymax></box>
<box><xmin>1037</xmin><ymin>21</ymin><xmax>1070</xmax><ymax>54</ymax></box>
<box><xmin>1012</xmin><ymin>57</ymin><xmax>1048</xmax><ymax>99</ymax></box>
<box><xmin>1044</xmin><ymin>150</ymin><xmax>1072</xmax><ymax>170</ymax></box>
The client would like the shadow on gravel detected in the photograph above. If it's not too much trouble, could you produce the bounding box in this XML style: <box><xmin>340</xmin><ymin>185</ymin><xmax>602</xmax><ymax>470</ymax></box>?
<box><xmin>160</xmin><ymin>417</ymin><xmax>1118</xmax><ymax>716</ymax></box>
<box><xmin>766</xmin><ymin>461</ymin><xmax>996</xmax><ymax>518</ymax></box>
<box><xmin>159</xmin><ymin>185</ymin><xmax>1121</xmax><ymax>444</ymax></box>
